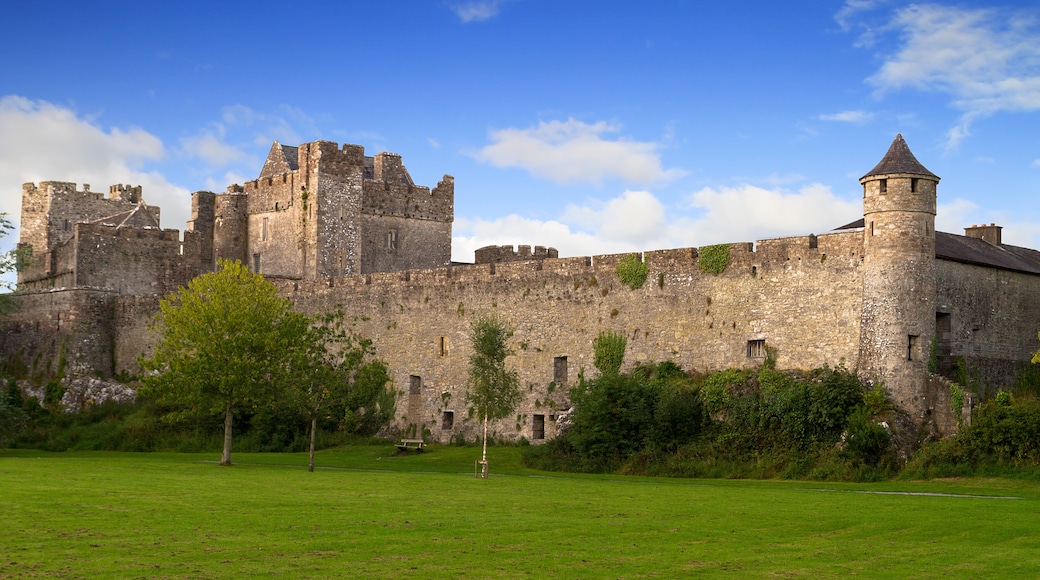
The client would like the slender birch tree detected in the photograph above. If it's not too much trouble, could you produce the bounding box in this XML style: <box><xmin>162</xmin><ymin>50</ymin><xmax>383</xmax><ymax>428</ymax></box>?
<box><xmin>466</xmin><ymin>313</ymin><xmax>521</xmax><ymax>478</ymax></box>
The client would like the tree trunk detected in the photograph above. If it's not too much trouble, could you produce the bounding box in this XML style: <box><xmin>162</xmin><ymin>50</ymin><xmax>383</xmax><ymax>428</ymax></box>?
<box><xmin>308</xmin><ymin>416</ymin><xmax>317</xmax><ymax>473</ymax></box>
<box><xmin>480</xmin><ymin>411</ymin><xmax>489</xmax><ymax>479</ymax></box>
<box><xmin>220</xmin><ymin>403</ymin><xmax>234</xmax><ymax>466</ymax></box>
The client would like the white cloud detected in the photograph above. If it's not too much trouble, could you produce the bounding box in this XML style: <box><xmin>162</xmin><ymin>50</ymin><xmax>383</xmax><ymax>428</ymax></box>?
<box><xmin>473</xmin><ymin>119</ymin><xmax>685</xmax><ymax>184</ymax></box>
<box><xmin>819</xmin><ymin>110</ymin><xmax>874</xmax><ymax>123</ymax></box>
<box><xmin>685</xmin><ymin>184</ymin><xmax>861</xmax><ymax>244</ymax></box>
<box><xmin>450</xmin><ymin>1</ymin><xmax>504</xmax><ymax>23</ymax></box>
<box><xmin>452</xmin><ymin>184</ymin><xmax>860</xmax><ymax>263</ymax></box>
<box><xmin>0</xmin><ymin>95</ymin><xmax>189</xmax><ymax>233</ymax></box>
<box><xmin>935</xmin><ymin>198</ymin><xmax>980</xmax><ymax>234</ymax></box>
<box><xmin>864</xmin><ymin>4</ymin><xmax>1040</xmax><ymax>149</ymax></box>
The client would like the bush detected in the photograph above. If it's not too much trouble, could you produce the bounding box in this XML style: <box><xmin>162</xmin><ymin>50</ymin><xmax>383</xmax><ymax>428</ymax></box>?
<box><xmin>615</xmin><ymin>254</ymin><xmax>648</xmax><ymax>289</ymax></box>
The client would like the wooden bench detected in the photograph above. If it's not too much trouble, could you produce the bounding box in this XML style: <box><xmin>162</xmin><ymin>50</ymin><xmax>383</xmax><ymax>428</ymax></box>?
<box><xmin>395</xmin><ymin>439</ymin><xmax>425</xmax><ymax>452</ymax></box>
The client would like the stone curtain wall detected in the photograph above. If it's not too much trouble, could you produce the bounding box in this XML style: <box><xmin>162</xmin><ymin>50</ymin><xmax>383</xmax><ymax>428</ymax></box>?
<box><xmin>278</xmin><ymin>230</ymin><xmax>866</xmax><ymax>443</ymax></box>
<box><xmin>935</xmin><ymin>259</ymin><xmax>1040</xmax><ymax>393</ymax></box>
<box><xmin>1</xmin><ymin>288</ymin><xmax>117</xmax><ymax>380</ymax></box>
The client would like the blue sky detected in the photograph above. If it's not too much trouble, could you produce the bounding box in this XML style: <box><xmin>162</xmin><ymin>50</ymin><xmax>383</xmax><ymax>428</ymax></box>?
<box><xmin>2</xmin><ymin>0</ymin><xmax>1040</xmax><ymax>273</ymax></box>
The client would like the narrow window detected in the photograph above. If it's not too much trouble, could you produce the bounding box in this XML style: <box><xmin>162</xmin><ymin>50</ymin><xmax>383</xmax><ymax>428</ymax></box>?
<box><xmin>911</xmin><ymin>178</ymin><xmax>919</xmax><ymax>193</ymax></box>
<box><xmin>870</xmin><ymin>221</ymin><xmax>874</xmax><ymax>236</ymax></box>
<box><xmin>63</xmin><ymin>219</ymin><xmax>69</xmax><ymax>231</ymax></box>
<box><xmin>437</xmin><ymin>336</ymin><xmax>448</xmax><ymax>357</ymax></box>
<box><xmin>442</xmin><ymin>411</ymin><xmax>454</xmax><ymax>430</ymax></box>
<box><xmin>262</xmin><ymin>217</ymin><xmax>269</xmax><ymax>241</ymax></box>
<box><xmin>532</xmin><ymin>414</ymin><xmax>545</xmax><ymax>440</ymax></box>
<box><xmin>386</xmin><ymin>229</ymin><xmax>397</xmax><ymax>251</ymax></box>
<box><xmin>253</xmin><ymin>253</ymin><xmax>260</xmax><ymax>273</ymax></box>
<box><xmin>907</xmin><ymin>335</ymin><xmax>918</xmax><ymax>361</ymax></box>
<box><xmin>747</xmin><ymin>339</ymin><xmax>765</xmax><ymax>358</ymax></box>
<box><xmin>879</xmin><ymin>179</ymin><xmax>887</xmax><ymax>193</ymax></box>
<box><xmin>553</xmin><ymin>356</ymin><xmax>568</xmax><ymax>384</ymax></box>
<box><xmin>409</xmin><ymin>375</ymin><xmax>421</xmax><ymax>395</ymax></box>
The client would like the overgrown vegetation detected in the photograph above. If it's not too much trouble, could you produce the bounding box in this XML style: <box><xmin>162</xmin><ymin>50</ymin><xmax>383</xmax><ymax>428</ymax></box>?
<box><xmin>697</xmin><ymin>244</ymin><xmax>731</xmax><ymax>275</ymax></box>
<box><xmin>902</xmin><ymin>390</ymin><xmax>1040</xmax><ymax>479</ymax></box>
<box><xmin>615</xmin><ymin>254</ymin><xmax>648</xmax><ymax>289</ymax></box>
<box><xmin>525</xmin><ymin>335</ymin><xmax>897</xmax><ymax>481</ymax></box>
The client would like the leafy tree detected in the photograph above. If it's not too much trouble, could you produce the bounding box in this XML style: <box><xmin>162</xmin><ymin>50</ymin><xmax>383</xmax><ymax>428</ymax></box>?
<box><xmin>1</xmin><ymin>211</ymin><xmax>23</xmax><ymax>316</ymax></box>
<box><xmin>287</xmin><ymin>311</ymin><xmax>395</xmax><ymax>471</ymax></box>
<box><xmin>466</xmin><ymin>313</ymin><xmax>521</xmax><ymax>478</ymax></box>
<box><xmin>140</xmin><ymin>259</ymin><xmax>301</xmax><ymax>466</ymax></box>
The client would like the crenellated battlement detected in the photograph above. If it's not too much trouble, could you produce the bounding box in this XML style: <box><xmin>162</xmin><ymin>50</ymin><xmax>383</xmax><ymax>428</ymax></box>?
<box><xmin>475</xmin><ymin>244</ymin><xmax>559</xmax><ymax>264</ymax></box>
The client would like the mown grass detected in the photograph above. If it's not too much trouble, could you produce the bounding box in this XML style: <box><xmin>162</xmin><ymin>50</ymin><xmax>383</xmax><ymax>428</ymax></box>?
<box><xmin>2</xmin><ymin>444</ymin><xmax>1040</xmax><ymax>578</ymax></box>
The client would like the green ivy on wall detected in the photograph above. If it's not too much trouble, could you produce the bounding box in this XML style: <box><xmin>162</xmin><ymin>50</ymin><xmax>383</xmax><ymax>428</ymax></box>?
<box><xmin>615</xmin><ymin>254</ymin><xmax>648</xmax><ymax>289</ymax></box>
<box><xmin>698</xmin><ymin>244</ymin><xmax>731</xmax><ymax>275</ymax></box>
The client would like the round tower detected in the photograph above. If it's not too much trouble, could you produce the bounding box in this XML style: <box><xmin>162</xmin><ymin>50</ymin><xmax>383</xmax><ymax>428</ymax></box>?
<box><xmin>858</xmin><ymin>134</ymin><xmax>939</xmax><ymax>418</ymax></box>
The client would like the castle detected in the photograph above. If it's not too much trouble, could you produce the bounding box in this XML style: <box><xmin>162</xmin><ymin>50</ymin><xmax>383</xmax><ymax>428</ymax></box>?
<box><xmin>4</xmin><ymin>135</ymin><xmax>1040</xmax><ymax>440</ymax></box>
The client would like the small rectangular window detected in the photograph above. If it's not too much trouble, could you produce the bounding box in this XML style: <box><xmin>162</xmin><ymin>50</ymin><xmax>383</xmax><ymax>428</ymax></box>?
<box><xmin>554</xmin><ymin>356</ymin><xmax>568</xmax><ymax>384</ymax></box>
<box><xmin>262</xmin><ymin>217</ymin><xmax>269</xmax><ymax>241</ymax></box>
<box><xmin>253</xmin><ymin>253</ymin><xmax>260</xmax><ymax>273</ymax></box>
<box><xmin>911</xmin><ymin>178</ymin><xmax>919</xmax><ymax>193</ymax></box>
<box><xmin>409</xmin><ymin>375</ymin><xmax>421</xmax><ymax>395</ymax></box>
<box><xmin>879</xmin><ymin>179</ymin><xmax>888</xmax><ymax>193</ymax></box>
<box><xmin>747</xmin><ymin>339</ymin><xmax>765</xmax><ymax>358</ymax></box>
<box><xmin>387</xmin><ymin>229</ymin><xmax>397</xmax><ymax>251</ymax></box>
<box><xmin>533</xmin><ymin>414</ymin><xmax>545</xmax><ymax>440</ymax></box>
<box><xmin>437</xmin><ymin>336</ymin><xmax>448</xmax><ymax>357</ymax></box>
<box><xmin>908</xmin><ymin>335</ymin><xmax>918</xmax><ymax>361</ymax></box>
<box><xmin>442</xmin><ymin>411</ymin><xmax>454</xmax><ymax>430</ymax></box>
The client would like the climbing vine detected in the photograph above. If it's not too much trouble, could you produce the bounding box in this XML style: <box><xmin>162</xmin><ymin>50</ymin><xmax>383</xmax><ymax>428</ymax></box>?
<box><xmin>615</xmin><ymin>254</ymin><xmax>648</xmax><ymax>289</ymax></box>
<box><xmin>698</xmin><ymin>244</ymin><xmax>731</xmax><ymax>275</ymax></box>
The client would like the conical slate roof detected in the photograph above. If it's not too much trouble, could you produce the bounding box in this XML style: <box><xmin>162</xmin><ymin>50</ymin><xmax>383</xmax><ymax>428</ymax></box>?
<box><xmin>861</xmin><ymin>134</ymin><xmax>938</xmax><ymax>180</ymax></box>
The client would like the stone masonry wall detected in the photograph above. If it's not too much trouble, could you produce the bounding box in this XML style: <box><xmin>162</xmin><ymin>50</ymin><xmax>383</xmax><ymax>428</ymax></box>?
<box><xmin>275</xmin><ymin>230</ymin><xmax>866</xmax><ymax>443</ymax></box>
<box><xmin>935</xmin><ymin>259</ymin><xmax>1040</xmax><ymax>395</ymax></box>
<box><xmin>72</xmin><ymin>223</ymin><xmax>202</xmax><ymax>295</ymax></box>
<box><xmin>1</xmin><ymin>288</ymin><xmax>116</xmax><ymax>379</ymax></box>
<box><xmin>19</xmin><ymin>182</ymin><xmax>158</xmax><ymax>265</ymax></box>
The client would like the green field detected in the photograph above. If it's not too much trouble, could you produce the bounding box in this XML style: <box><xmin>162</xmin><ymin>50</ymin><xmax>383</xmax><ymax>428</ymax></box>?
<box><xmin>2</xmin><ymin>445</ymin><xmax>1039</xmax><ymax>578</ymax></box>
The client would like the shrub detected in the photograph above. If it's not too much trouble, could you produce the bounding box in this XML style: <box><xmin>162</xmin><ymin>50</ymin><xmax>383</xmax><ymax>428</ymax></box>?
<box><xmin>697</xmin><ymin>244</ymin><xmax>731</xmax><ymax>275</ymax></box>
<box><xmin>593</xmin><ymin>331</ymin><xmax>627</xmax><ymax>377</ymax></box>
<box><xmin>615</xmin><ymin>254</ymin><xmax>648</xmax><ymax>289</ymax></box>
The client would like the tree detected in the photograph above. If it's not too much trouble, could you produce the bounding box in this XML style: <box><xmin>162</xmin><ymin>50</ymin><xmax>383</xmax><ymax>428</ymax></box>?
<box><xmin>0</xmin><ymin>211</ymin><xmax>23</xmax><ymax>316</ymax></box>
<box><xmin>140</xmin><ymin>259</ymin><xmax>300</xmax><ymax>466</ymax></box>
<box><xmin>466</xmin><ymin>313</ymin><xmax>521</xmax><ymax>478</ymax></box>
<box><xmin>287</xmin><ymin>311</ymin><xmax>395</xmax><ymax>472</ymax></box>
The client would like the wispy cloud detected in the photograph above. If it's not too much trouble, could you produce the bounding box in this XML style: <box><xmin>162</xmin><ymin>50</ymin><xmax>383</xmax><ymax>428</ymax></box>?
<box><xmin>449</xmin><ymin>1</ymin><xmax>504</xmax><ymax>23</ymax></box>
<box><xmin>819</xmin><ymin>110</ymin><xmax>874</xmax><ymax>123</ymax></box>
<box><xmin>835</xmin><ymin>0</ymin><xmax>886</xmax><ymax>32</ymax></box>
<box><xmin>473</xmin><ymin>118</ymin><xmax>685</xmax><ymax>184</ymax></box>
<box><xmin>860</xmin><ymin>4</ymin><xmax>1040</xmax><ymax>150</ymax></box>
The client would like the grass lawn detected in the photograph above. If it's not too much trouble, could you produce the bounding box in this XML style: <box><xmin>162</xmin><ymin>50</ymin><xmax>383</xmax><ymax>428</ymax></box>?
<box><xmin>2</xmin><ymin>444</ymin><xmax>1039</xmax><ymax>578</ymax></box>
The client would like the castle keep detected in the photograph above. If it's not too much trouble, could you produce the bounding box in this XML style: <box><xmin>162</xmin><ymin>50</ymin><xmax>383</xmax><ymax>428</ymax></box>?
<box><xmin>4</xmin><ymin>136</ymin><xmax>1040</xmax><ymax>441</ymax></box>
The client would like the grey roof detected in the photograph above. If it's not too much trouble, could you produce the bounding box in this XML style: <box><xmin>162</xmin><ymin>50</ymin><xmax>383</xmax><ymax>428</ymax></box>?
<box><xmin>90</xmin><ymin>204</ymin><xmax>160</xmax><ymax>229</ymax></box>
<box><xmin>936</xmin><ymin>232</ymin><xmax>1040</xmax><ymax>275</ymax></box>
<box><xmin>861</xmin><ymin>134</ymin><xmax>939</xmax><ymax>180</ymax></box>
<box><xmin>280</xmin><ymin>144</ymin><xmax>299</xmax><ymax>171</ymax></box>
<box><xmin>830</xmin><ymin>218</ymin><xmax>1040</xmax><ymax>275</ymax></box>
